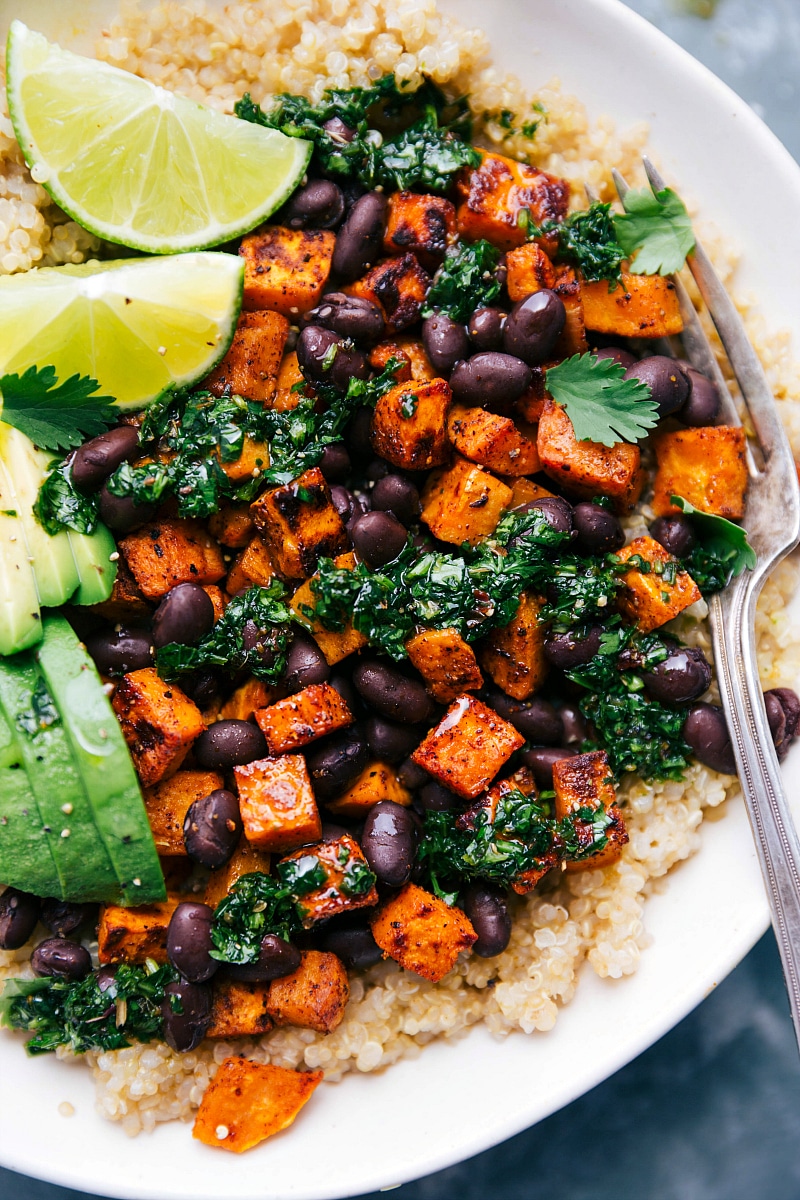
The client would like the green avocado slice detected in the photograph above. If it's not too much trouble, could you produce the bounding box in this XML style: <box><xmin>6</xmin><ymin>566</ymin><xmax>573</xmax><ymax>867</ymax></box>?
<box><xmin>0</xmin><ymin>689</ymin><xmax>61</xmax><ymax>898</ymax></box>
<box><xmin>35</xmin><ymin>614</ymin><xmax>165</xmax><ymax>905</ymax></box>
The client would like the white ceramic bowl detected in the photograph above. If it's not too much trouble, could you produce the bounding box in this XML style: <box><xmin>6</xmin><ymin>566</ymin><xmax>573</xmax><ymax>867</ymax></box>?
<box><xmin>2</xmin><ymin>1</ymin><xmax>800</xmax><ymax>1197</ymax></box>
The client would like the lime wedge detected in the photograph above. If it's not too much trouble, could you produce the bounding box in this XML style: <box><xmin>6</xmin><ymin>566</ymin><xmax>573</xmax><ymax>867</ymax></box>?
<box><xmin>6</xmin><ymin>21</ymin><xmax>312</xmax><ymax>253</ymax></box>
<box><xmin>0</xmin><ymin>253</ymin><xmax>243</xmax><ymax>408</ymax></box>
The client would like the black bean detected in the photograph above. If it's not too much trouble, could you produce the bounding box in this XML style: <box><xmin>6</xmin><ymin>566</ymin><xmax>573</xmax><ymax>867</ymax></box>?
<box><xmin>520</xmin><ymin>746</ymin><xmax>578</xmax><ymax>789</ymax></box>
<box><xmin>514</xmin><ymin>497</ymin><xmax>575</xmax><ymax>539</ymax></box>
<box><xmin>306</xmin><ymin>727</ymin><xmax>370</xmax><ymax>798</ymax></box>
<box><xmin>320</xmin><ymin>925</ymin><xmax>382</xmax><ymax>969</ymax></box>
<box><xmin>422</xmin><ymin>314</ymin><xmax>470</xmax><ymax>374</ymax></box>
<box><xmin>503</xmin><ymin>291</ymin><xmax>566</xmax><ymax>365</ymax></box>
<box><xmin>321</xmin><ymin>821</ymin><xmax>350</xmax><ymax>843</ymax></box>
<box><xmin>322</xmin><ymin>116</ymin><xmax>356</xmax><ymax>143</ymax></box>
<box><xmin>624</xmin><ymin>356</ymin><xmax>690</xmax><ymax>418</ymax></box>
<box><xmin>468</xmin><ymin>306</ymin><xmax>506</xmax><ymax>351</ymax></box>
<box><xmin>683</xmin><ymin>703</ymin><xmax>736</xmax><ymax>774</ymax></box>
<box><xmin>681</xmin><ymin>367</ymin><xmax>722</xmax><ymax>426</ymax></box>
<box><xmin>282</xmin><ymin>179</ymin><xmax>345</xmax><ymax>230</ymax></box>
<box><xmin>544</xmin><ymin>625</ymin><xmax>602</xmax><ymax>670</ymax></box>
<box><xmin>194</xmin><ymin>719</ymin><xmax>267</xmax><ymax>770</ymax></box>
<box><xmin>318</xmin><ymin>442</ymin><xmax>352</xmax><ymax>483</ymax></box>
<box><xmin>180</xmin><ymin>670</ymin><xmax>221</xmax><ymax>710</ymax></box>
<box><xmin>642</xmin><ymin>646</ymin><xmax>712</xmax><ymax>706</ymax></box>
<box><xmin>365</xmin><ymin>716</ymin><xmax>421</xmax><ymax>763</ymax></box>
<box><xmin>352</xmin><ymin>659</ymin><xmax>434</xmax><ymax>724</ymax></box>
<box><xmin>350</xmin><ymin>510</ymin><xmax>407</xmax><ymax>568</ymax></box>
<box><xmin>85</xmin><ymin>626</ymin><xmax>153</xmax><ymax>676</ymax></box>
<box><xmin>331</xmin><ymin>344</ymin><xmax>371</xmax><ymax>391</ymax></box>
<box><xmin>305</xmin><ymin>291</ymin><xmax>385</xmax><ymax>342</ymax></box>
<box><xmin>450</xmin><ymin>352</ymin><xmax>532</xmax><ymax>408</ymax></box>
<box><xmin>331</xmin><ymin>485</ymin><xmax>364</xmax><ymax>524</ymax></box>
<box><xmin>40</xmin><ymin>899</ymin><xmax>90</xmax><ymax>938</ymax></box>
<box><xmin>486</xmin><ymin>690</ymin><xmax>563</xmax><ymax>744</ymax></box>
<box><xmin>226</xmin><ymin>935</ymin><xmax>302</xmax><ymax>982</ymax></box>
<box><xmin>31</xmin><ymin>938</ymin><xmax>92</xmax><ymax>981</ymax></box>
<box><xmin>361</xmin><ymin>801</ymin><xmax>417</xmax><ymax>886</ymax></box>
<box><xmin>572</xmin><ymin>502</ymin><xmax>625</xmax><ymax>554</ymax></box>
<box><xmin>328</xmin><ymin>673</ymin><xmax>359</xmax><ymax>712</ymax></box>
<box><xmin>371</xmin><ymin>474</ymin><xmax>421</xmax><ymax>526</ymax></box>
<box><xmin>399</xmin><ymin>756</ymin><xmax>430</xmax><ymax>790</ymax></box>
<box><xmin>364</xmin><ymin>457</ymin><xmax>391</xmax><ymax>482</ymax></box>
<box><xmin>152</xmin><ymin>583</ymin><xmax>215</xmax><ymax>649</ymax></box>
<box><xmin>593</xmin><ymin>346</ymin><xmax>637</xmax><ymax>370</ymax></box>
<box><xmin>166</xmin><ymin>902</ymin><xmax>218</xmax><ymax>984</ymax></box>
<box><xmin>284</xmin><ymin>633</ymin><xmax>331</xmax><ymax>693</ymax></box>
<box><xmin>72</xmin><ymin>426</ymin><xmax>140</xmax><ymax>493</ymax></box>
<box><xmin>332</xmin><ymin>191</ymin><xmax>387</xmax><ymax>282</ymax></box>
<box><xmin>161</xmin><ymin>979</ymin><xmax>212</xmax><ymax>1052</ymax></box>
<box><xmin>418</xmin><ymin>781</ymin><xmax>459</xmax><ymax>811</ymax></box>
<box><xmin>649</xmin><ymin>515</ymin><xmax>696</xmax><ymax>559</ymax></box>
<box><xmin>183</xmin><ymin>790</ymin><xmax>242</xmax><ymax>869</ymax></box>
<box><xmin>296</xmin><ymin>325</ymin><xmax>342</xmax><ymax>383</ymax></box>
<box><xmin>97</xmin><ymin>484</ymin><xmax>157</xmax><ymax>533</ymax></box>
<box><xmin>462</xmin><ymin>883</ymin><xmax>511</xmax><ymax>957</ymax></box>
<box><xmin>559</xmin><ymin>702</ymin><xmax>588</xmax><ymax>745</ymax></box>
<box><xmin>765</xmin><ymin>691</ymin><xmax>787</xmax><ymax>751</ymax></box>
<box><xmin>96</xmin><ymin>966</ymin><xmax>118</xmax><ymax>993</ymax></box>
<box><xmin>0</xmin><ymin>888</ymin><xmax>39</xmax><ymax>950</ymax></box>
<box><xmin>344</xmin><ymin>406</ymin><xmax>375</xmax><ymax>462</ymax></box>
<box><xmin>766</xmin><ymin>687</ymin><xmax>800</xmax><ymax>744</ymax></box>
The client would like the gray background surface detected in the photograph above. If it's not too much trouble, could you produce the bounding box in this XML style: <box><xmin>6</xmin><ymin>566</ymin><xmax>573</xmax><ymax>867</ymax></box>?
<box><xmin>3</xmin><ymin>1</ymin><xmax>800</xmax><ymax>1197</ymax></box>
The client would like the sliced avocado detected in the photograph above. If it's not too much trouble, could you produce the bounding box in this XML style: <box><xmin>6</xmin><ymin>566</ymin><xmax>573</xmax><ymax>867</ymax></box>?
<box><xmin>36</xmin><ymin>614</ymin><xmax>165</xmax><ymax>905</ymax></box>
<box><xmin>0</xmin><ymin>425</ymin><xmax>80</xmax><ymax>607</ymax></box>
<box><xmin>0</xmin><ymin>649</ymin><xmax>118</xmax><ymax>902</ymax></box>
<box><xmin>0</xmin><ymin>684</ymin><xmax>61</xmax><ymax>898</ymax></box>
<box><xmin>0</xmin><ymin>457</ymin><xmax>41</xmax><ymax>655</ymax></box>
<box><xmin>68</xmin><ymin>522</ymin><xmax>118</xmax><ymax>606</ymax></box>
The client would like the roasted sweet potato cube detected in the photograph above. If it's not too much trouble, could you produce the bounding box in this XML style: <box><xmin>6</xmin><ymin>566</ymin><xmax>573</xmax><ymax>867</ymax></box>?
<box><xmin>553</xmin><ymin>750</ymin><xmax>629</xmax><ymax>873</ymax></box>
<box><xmin>208</xmin><ymin>504</ymin><xmax>255</xmax><ymax>549</ymax></box>
<box><xmin>369</xmin><ymin>337</ymin><xmax>435</xmax><ymax>383</ymax></box>
<box><xmin>251</xmin><ymin>467</ymin><xmax>347</xmax><ymax>579</ymax></box>
<box><xmin>371</xmin><ymin>883</ymin><xmax>476</xmax><ymax>982</ymax></box>
<box><xmin>514</xmin><ymin>363</ymin><xmax>554</xmax><ymax>425</ymax></box>
<box><xmin>405</xmin><ymin>627</ymin><xmax>483</xmax><ymax>704</ymax></box>
<box><xmin>615</xmin><ymin>536</ymin><xmax>702</xmax><ymax>632</ymax></box>
<box><xmin>204</xmin><ymin>309</ymin><xmax>289</xmax><ymax>403</ymax></box>
<box><xmin>112</xmin><ymin>669</ymin><xmax>205</xmax><ymax>786</ymax></box>
<box><xmin>255</xmin><ymin>682</ymin><xmax>353</xmax><ymax>754</ymax></box>
<box><xmin>369</xmin><ymin>339</ymin><xmax>413</xmax><ymax>382</ymax></box>
<box><xmin>290</xmin><ymin>551</ymin><xmax>367</xmax><ymax>665</ymax></box>
<box><xmin>193</xmin><ymin>1059</ymin><xmax>322</xmax><ymax>1153</ymax></box>
<box><xmin>537</xmin><ymin>402</ymin><xmax>644</xmax><ymax>514</ymax></box>
<box><xmin>119</xmin><ymin>519</ymin><xmax>225</xmax><ymax>600</ymax></box>
<box><xmin>278</xmin><ymin>834</ymin><xmax>378</xmax><ymax>926</ymax></box>
<box><xmin>143</xmin><ymin>769</ymin><xmax>225</xmax><ymax>855</ymax></box>
<box><xmin>652</xmin><ymin>426</ymin><xmax>748</xmax><ymax>520</ymax></box>
<box><xmin>421</xmin><ymin>456</ymin><xmax>512</xmax><ymax>546</ymax></box>
<box><xmin>461</xmin><ymin>771</ymin><xmax>555</xmax><ymax>894</ymax></box>
<box><xmin>217</xmin><ymin>435</ymin><xmax>270</xmax><ymax>485</ymax></box>
<box><xmin>551</xmin><ymin>264</ymin><xmax>588</xmax><ymax>357</ymax></box>
<box><xmin>383</xmin><ymin>190</ymin><xmax>457</xmax><ymax>269</ymax></box>
<box><xmin>456</xmin><ymin>150</ymin><xmax>569</xmax><ymax>252</ymax></box>
<box><xmin>204</xmin><ymin>834</ymin><xmax>271</xmax><ymax>908</ymax></box>
<box><xmin>507</xmin><ymin>478</ymin><xmax>555</xmax><ymax>508</ymax></box>
<box><xmin>266</xmin><ymin>950</ymin><xmax>350</xmax><ymax>1032</ymax></box>
<box><xmin>326</xmin><ymin>761</ymin><xmax>413</xmax><ymax>819</ymax></box>
<box><xmin>371</xmin><ymin>376</ymin><xmax>452</xmax><ymax>471</ymax></box>
<box><xmin>234</xmin><ymin>755</ymin><xmax>321</xmax><ymax>854</ymax></box>
<box><xmin>225</xmin><ymin>535</ymin><xmax>277</xmax><ymax>595</ymax></box>
<box><xmin>479</xmin><ymin>593</ymin><xmax>548</xmax><ymax>700</ymax></box>
<box><xmin>220</xmin><ymin>678</ymin><xmax>275</xmax><ymax>722</ymax></box>
<box><xmin>240</xmin><ymin>225</ymin><xmax>336</xmax><ymax>317</ymax></box>
<box><xmin>206</xmin><ymin>979</ymin><xmax>274</xmax><ymax>1040</ymax></box>
<box><xmin>412</xmin><ymin>695</ymin><xmax>524</xmax><ymax>799</ymax></box>
<box><xmin>347</xmin><ymin>253</ymin><xmax>430</xmax><ymax>334</ymax></box>
<box><xmin>582</xmin><ymin>273</ymin><xmax>683</xmax><ymax>338</ymax></box>
<box><xmin>506</xmin><ymin>241</ymin><xmax>557</xmax><ymax>301</ymax></box>
<box><xmin>447</xmin><ymin>405</ymin><xmax>540</xmax><ymax>476</ymax></box>
<box><xmin>97</xmin><ymin>895</ymin><xmax>180</xmax><ymax>964</ymax></box>
<box><xmin>89</xmin><ymin>557</ymin><xmax>151</xmax><ymax>623</ymax></box>
<box><xmin>271</xmin><ymin>350</ymin><xmax>308</xmax><ymax>411</ymax></box>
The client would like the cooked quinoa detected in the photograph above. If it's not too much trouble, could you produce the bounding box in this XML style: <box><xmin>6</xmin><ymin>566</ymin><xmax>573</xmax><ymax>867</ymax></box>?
<box><xmin>1</xmin><ymin>0</ymin><xmax>799</xmax><ymax>1140</ymax></box>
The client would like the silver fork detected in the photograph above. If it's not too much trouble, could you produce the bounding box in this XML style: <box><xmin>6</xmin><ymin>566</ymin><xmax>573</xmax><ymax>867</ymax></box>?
<box><xmin>612</xmin><ymin>159</ymin><xmax>800</xmax><ymax>1052</ymax></box>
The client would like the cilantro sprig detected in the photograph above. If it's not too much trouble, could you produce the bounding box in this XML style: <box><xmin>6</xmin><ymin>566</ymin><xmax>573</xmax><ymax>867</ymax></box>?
<box><xmin>614</xmin><ymin>185</ymin><xmax>695</xmax><ymax>277</ymax></box>
<box><xmin>545</xmin><ymin>353</ymin><xmax>659</xmax><ymax>446</ymax></box>
<box><xmin>0</xmin><ymin>366</ymin><xmax>116</xmax><ymax>452</ymax></box>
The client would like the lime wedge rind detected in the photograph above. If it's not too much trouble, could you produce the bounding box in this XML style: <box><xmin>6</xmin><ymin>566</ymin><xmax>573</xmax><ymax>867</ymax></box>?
<box><xmin>6</xmin><ymin>21</ymin><xmax>312</xmax><ymax>254</ymax></box>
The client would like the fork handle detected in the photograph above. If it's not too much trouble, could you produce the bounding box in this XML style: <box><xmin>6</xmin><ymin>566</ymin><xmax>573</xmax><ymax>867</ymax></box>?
<box><xmin>711</xmin><ymin>577</ymin><xmax>800</xmax><ymax>1048</ymax></box>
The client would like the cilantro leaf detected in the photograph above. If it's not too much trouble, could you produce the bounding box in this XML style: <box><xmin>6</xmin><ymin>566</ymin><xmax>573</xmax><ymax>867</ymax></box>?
<box><xmin>545</xmin><ymin>353</ymin><xmax>659</xmax><ymax>446</ymax></box>
<box><xmin>671</xmin><ymin>495</ymin><xmax>756</xmax><ymax>579</ymax></box>
<box><xmin>613</xmin><ymin>185</ymin><xmax>695</xmax><ymax>276</ymax></box>
<box><xmin>0</xmin><ymin>366</ymin><xmax>116</xmax><ymax>452</ymax></box>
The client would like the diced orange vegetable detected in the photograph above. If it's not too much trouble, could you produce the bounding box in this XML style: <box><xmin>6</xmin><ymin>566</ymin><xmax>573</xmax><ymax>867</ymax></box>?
<box><xmin>383</xmin><ymin>190</ymin><xmax>457</xmax><ymax>269</ymax></box>
<box><xmin>278</xmin><ymin>834</ymin><xmax>378</xmax><ymax>925</ymax></box>
<box><xmin>90</xmin><ymin>557</ymin><xmax>152</xmax><ymax>624</ymax></box>
<box><xmin>208</xmin><ymin>504</ymin><xmax>255</xmax><ymax>549</ymax></box>
<box><xmin>326</xmin><ymin>761</ymin><xmax>413</xmax><ymax>819</ymax></box>
<box><xmin>461</xmin><ymin>770</ymin><xmax>556</xmax><ymax>894</ymax></box>
<box><xmin>234</xmin><ymin>755</ymin><xmax>321</xmax><ymax>854</ymax></box>
<box><xmin>220</xmin><ymin>678</ymin><xmax>275</xmax><ymax>722</ymax></box>
<box><xmin>271</xmin><ymin>350</ymin><xmax>308</xmax><ymax>411</ymax></box>
<box><xmin>369</xmin><ymin>337</ymin><xmax>436</xmax><ymax>383</ymax></box>
<box><xmin>225</xmin><ymin>534</ymin><xmax>277</xmax><ymax>595</ymax></box>
<box><xmin>266</xmin><ymin>950</ymin><xmax>350</xmax><ymax>1032</ymax></box>
<box><xmin>254</xmin><ymin>682</ymin><xmax>353</xmax><ymax>754</ymax></box>
<box><xmin>193</xmin><ymin>1059</ymin><xmax>323</xmax><ymax>1153</ymax></box>
<box><xmin>412</xmin><ymin>695</ymin><xmax>524</xmax><ymax>799</ymax></box>
<box><xmin>112</xmin><ymin>669</ymin><xmax>205</xmax><ymax>786</ymax></box>
<box><xmin>371</xmin><ymin>377</ymin><xmax>452</xmax><ymax>470</ymax></box>
<box><xmin>206</xmin><ymin>979</ymin><xmax>274</xmax><ymax>1040</ymax></box>
<box><xmin>537</xmin><ymin>401</ymin><xmax>644</xmax><ymax>513</ymax></box>
<box><xmin>119</xmin><ymin>519</ymin><xmax>225</xmax><ymax>601</ymax></box>
<box><xmin>506</xmin><ymin>477</ymin><xmax>555</xmax><ymax>508</ymax></box>
<box><xmin>97</xmin><ymin>896</ymin><xmax>180</xmax><ymax>964</ymax></box>
<box><xmin>217</xmin><ymin>435</ymin><xmax>270</xmax><ymax>485</ymax></box>
<box><xmin>514</xmin><ymin>363</ymin><xmax>553</xmax><ymax>424</ymax></box>
<box><xmin>652</xmin><ymin>426</ymin><xmax>748</xmax><ymax>520</ymax></box>
<box><xmin>582</xmin><ymin>273</ymin><xmax>683</xmax><ymax>338</ymax></box>
<box><xmin>251</xmin><ymin>467</ymin><xmax>347</xmax><ymax>579</ymax></box>
<box><xmin>290</xmin><ymin>551</ymin><xmax>368</xmax><ymax>666</ymax></box>
<box><xmin>201</xmin><ymin>584</ymin><xmax>226</xmax><ymax>623</ymax></box>
<box><xmin>479</xmin><ymin>593</ymin><xmax>548</xmax><ymax>700</ymax></box>
<box><xmin>239</xmin><ymin>225</ymin><xmax>336</xmax><ymax>317</ymax></box>
<box><xmin>371</xmin><ymin>882</ymin><xmax>476</xmax><ymax>982</ymax></box>
<box><xmin>551</xmin><ymin>264</ymin><xmax>588</xmax><ymax>357</ymax></box>
<box><xmin>615</xmin><ymin>536</ymin><xmax>702</xmax><ymax>632</ymax></box>
<box><xmin>204</xmin><ymin>834</ymin><xmax>271</xmax><ymax>908</ymax></box>
<box><xmin>447</xmin><ymin>405</ymin><xmax>540</xmax><ymax>476</ymax></box>
<box><xmin>369</xmin><ymin>340</ymin><xmax>413</xmax><ymax>382</ymax></box>
<box><xmin>420</xmin><ymin>456</ymin><xmax>512</xmax><ymax>546</ymax></box>
<box><xmin>347</xmin><ymin>253</ymin><xmax>430</xmax><ymax>333</ymax></box>
<box><xmin>143</xmin><ymin>769</ymin><xmax>225</xmax><ymax>855</ymax></box>
<box><xmin>553</xmin><ymin>750</ymin><xmax>628</xmax><ymax>873</ymax></box>
<box><xmin>506</xmin><ymin>241</ymin><xmax>557</xmax><ymax>301</ymax></box>
<box><xmin>456</xmin><ymin>150</ymin><xmax>569</xmax><ymax>252</ymax></box>
<box><xmin>406</xmin><ymin>627</ymin><xmax>483</xmax><ymax>704</ymax></box>
<box><xmin>203</xmin><ymin>309</ymin><xmax>289</xmax><ymax>403</ymax></box>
